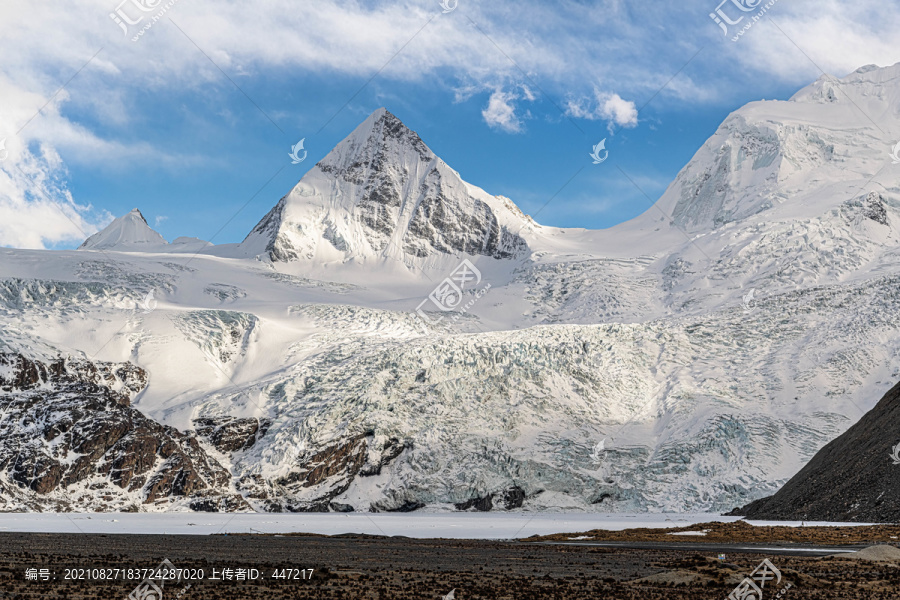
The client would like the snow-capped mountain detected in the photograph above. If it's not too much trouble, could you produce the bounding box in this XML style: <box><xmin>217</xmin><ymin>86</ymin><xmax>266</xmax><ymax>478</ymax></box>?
<box><xmin>658</xmin><ymin>63</ymin><xmax>900</xmax><ymax>233</ymax></box>
<box><xmin>78</xmin><ymin>210</ymin><xmax>213</xmax><ymax>254</ymax></box>
<box><xmin>79</xmin><ymin>208</ymin><xmax>168</xmax><ymax>251</ymax></box>
<box><xmin>238</xmin><ymin>108</ymin><xmax>532</xmax><ymax>267</ymax></box>
<box><xmin>3</xmin><ymin>64</ymin><xmax>900</xmax><ymax>514</ymax></box>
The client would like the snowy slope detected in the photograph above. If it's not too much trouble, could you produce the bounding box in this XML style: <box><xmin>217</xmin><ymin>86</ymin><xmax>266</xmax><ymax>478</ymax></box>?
<box><xmin>78</xmin><ymin>208</ymin><xmax>168</xmax><ymax>251</ymax></box>
<box><xmin>656</xmin><ymin>63</ymin><xmax>900</xmax><ymax>233</ymax></box>
<box><xmin>3</xmin><ymin>65</ymin><xmax>900</xmax><ymax>513</ymax></box>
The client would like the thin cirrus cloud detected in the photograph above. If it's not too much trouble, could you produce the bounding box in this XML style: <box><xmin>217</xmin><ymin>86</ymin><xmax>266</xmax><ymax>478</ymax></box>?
<box><xmin>1</xmin><ymin>0</ymin><xmax>899</xmax><ymax>247</ymax></box>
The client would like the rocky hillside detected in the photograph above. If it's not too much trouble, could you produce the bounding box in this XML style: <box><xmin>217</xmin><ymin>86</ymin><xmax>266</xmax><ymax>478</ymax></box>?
<box><xmin>729</xmin><ymin>381</ymin><xmax>900</xmax><ymax>522</ymax></box>
<box><xmin>0</xmin><ymin>352</ymin><xmax>247</xmax><ymax>511</ymax></box>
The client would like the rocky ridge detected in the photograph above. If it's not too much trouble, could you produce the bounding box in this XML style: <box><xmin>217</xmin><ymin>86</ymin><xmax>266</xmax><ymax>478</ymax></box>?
<box><xmin>0</xmin><ymin>352</ymin><xmax>241</xmax><ymax>511</ymax></box>
<box><xmin>729</xmin><ymin>381</ymin><xmax>900</xmax><ymax>522</ymax></box>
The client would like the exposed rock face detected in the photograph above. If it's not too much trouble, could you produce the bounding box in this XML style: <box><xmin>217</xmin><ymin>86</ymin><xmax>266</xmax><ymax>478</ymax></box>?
<box><xmin>0</xmin><ymin>353</ymin><xmax>234</xmax><ymax>511</ymax></box>
<box><xmin>194</xmin><ymin>417</ymin><xmax>271</xmax><ymax>454</ymax></box>
<box><xmin>455</xmin><ymin>486</ymin><xmax>527</xmax><ymax>512</ymax></box>
<box><xmin>359</xmin><ymin>438</ymin><xmax>406</xmax><ymax>477</ymax></box>
<box><xmin>239</xmin><ymin>108</ymin><xmax>530</xmax><ymax>264</ymax></box>
<box><xmin>244</xmin><ymin>197</ymin><xmax>296</xmax><ymax>262</ymax></box>
<box><xmin>843</xmin><ymin>191</ymin><xmax>889</xmax><ymax>226</ymax></box>
<box><xmin>188</xmin><ymin>493</ymin><xmax>251</xmax><ymax>512</ymax></box>
<box><xmin>729</xmin><ymin>381</ymin><xmax>900</xmax><ymax>522</ymax></box>
<box><xmin>275</xmin><ymin>434</ymin><xmax>368</xmax><ymax>512</ymax></box>
<box><xmin>231</xmin><ymin>433</ymin><xmax>410</xmax><ymax>513</ymax></box>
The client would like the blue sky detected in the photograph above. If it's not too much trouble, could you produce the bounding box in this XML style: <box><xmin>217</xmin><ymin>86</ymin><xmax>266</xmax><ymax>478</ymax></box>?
<box><xmin>2</xmin><ymin>0</ymin><xmax>899</xmax><ymax>248</ymax></box>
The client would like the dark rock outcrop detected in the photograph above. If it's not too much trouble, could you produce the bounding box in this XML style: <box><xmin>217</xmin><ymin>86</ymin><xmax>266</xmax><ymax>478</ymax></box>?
<box><xmin>844</xmin><ymin>191</ymin><xmax>889</xmax><ymax>226</ymax></box>
<box><xmin>0</xmin><ymin>353</ymin><xmax>235</xmax><ymax>510</ymax></box>
<box><xmin>359</xmin><ymin>437</ymin><xmax>406</xmax><ymax>477</ymax></box>
<box><xmin>273</xmin><ymin>434</ymin><xmax>368</xmax><ymax>512</ymax></box>
<box><xmin>193</xmin><ymin>416</ymin><xmax>271</xmax><ymax>453</ymax></box>
<box><xmin>188</xmin><ymin>493</ymin><xmax>251</xmax><ymax>512</ymax></box>
<box><xmin>455</xmin><ymin>486</ymin><xmax>528</xmax><ymax>512</ymax></box>
<box><xmin>238</xmin><ymin>434</ymin><xmax>411</xmax><ymax>512</ymax></box>
<box><xmin>729</xmin><ymin>381</ymin><xmax>900</xmax><ymax>522</ymax></box>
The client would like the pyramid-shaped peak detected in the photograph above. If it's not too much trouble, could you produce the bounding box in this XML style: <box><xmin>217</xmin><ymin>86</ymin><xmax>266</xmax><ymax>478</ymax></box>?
<box><xmin>78</xmin><ymin>208</ymin><xmax>167</xmax><ymax>251</ymax></box>
<box><xmin>358</xmin><ymin>107</ymin><xmax>406</xmax><ymax>133</ymax></box>
<box><xmin>240</xmin><ymin>108</ymin><xmax>531</xmax><ymax>264</ymax></box>
<box><xmin>128</xmin><ymin>207</ymin><xmax>148</xmax><ymax>221</ymax></box>
<box><xmin>318</xmin><ymin>107</ymin><xmax>433</xmax><ymax>173</ymax></box>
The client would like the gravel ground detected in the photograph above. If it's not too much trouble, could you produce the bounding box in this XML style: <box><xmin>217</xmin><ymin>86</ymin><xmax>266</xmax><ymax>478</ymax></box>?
<box><xmin>0</xmin><ymin>531</ymin><xmax>898</xmax><ymax>599</ymax></box>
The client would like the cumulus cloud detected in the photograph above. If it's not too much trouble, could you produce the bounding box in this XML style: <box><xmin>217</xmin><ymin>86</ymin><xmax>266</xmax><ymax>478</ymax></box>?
<box><xmin>566</xmin><ymin>91</ymin><xmax>638</xmax><ymax>133</ymax></box>
<box><xmin>601</xmin><ymin>94</ymin><xmax>638</xmax><ymax>128</ymax></box>
<box><xmin>481</xmin><ymin>88</ymin><xmax>533</xmax><ymax>133</ymax></box>
<box><xmin>0</xmin><ymin>146</ymin><xmax>110</xmax><ymax>249</ymax></box>
<box><xmin>483</xmin><ymin>91</ymin><xmax>520</xmax><ymax>132</ymax></box>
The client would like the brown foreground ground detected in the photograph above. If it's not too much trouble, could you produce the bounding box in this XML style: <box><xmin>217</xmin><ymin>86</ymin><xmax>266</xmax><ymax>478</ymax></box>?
<box><xmin>531</xmin><ymin>519</ymin><xmax>900</xmax><ymax>545</ymax></box>
<box><xmin>0</xmin><ymin>525</ymin><xmax>898</xmax><ymax>599</ymax></box>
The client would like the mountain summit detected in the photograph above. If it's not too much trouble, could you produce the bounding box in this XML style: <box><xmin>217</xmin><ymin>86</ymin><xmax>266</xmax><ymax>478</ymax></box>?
<box><xmin>78</xmin><ymin>208</ymin><xmax>167</xmax><ymax>251</ymax></box>
<box><xmin>654</xmin><ymin>62</ymin><xmax>900</xmax><ymax>232</ymax></box>
<box><xmin>239</xmin><ymin>108</ymin><xmax>531</xmax><ymax>264</ymax></box>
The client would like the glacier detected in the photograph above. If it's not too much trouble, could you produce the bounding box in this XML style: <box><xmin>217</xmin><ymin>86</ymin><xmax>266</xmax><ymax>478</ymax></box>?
<box><xmin>2</xmin><ymin>63</ymin><xmax>900</xmax><ymax>514</ymax></box>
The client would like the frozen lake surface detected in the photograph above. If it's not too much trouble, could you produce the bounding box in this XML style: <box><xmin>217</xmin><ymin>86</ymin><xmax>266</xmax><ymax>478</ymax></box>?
<box><xmin>0</xmin><ymin>513</ymin><xmax>875</xmax><ymax>538</ymax></box>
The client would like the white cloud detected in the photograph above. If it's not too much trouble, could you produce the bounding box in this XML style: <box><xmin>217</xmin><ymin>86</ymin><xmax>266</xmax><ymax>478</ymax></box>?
<box><xmin>566</xmin><ymin>91</ymin><xmax>638</xmax><ymax>132</ymax></box>
<box><xmin>482</xmin><ymin>90</ymin><xmax>522</xmax><ymax>133</ymax></box>
<box><xmin>0</xmin><ymin>146</ymin><xmax>110</xmax><ymax>249</ymax></box>
<box><xmin>480</xmin><ymin>86</ymin><xmax>535</xmax><ymax>133</ymax></box>
<box><xmin>718</xmin><ymin>0</ymin><xmax>900</xmax><ymax>82</ymax></box>
<box><xmin>601</xmin><ymin>94</ymin><xmax>638</xmax><ymax>129</ymax></box>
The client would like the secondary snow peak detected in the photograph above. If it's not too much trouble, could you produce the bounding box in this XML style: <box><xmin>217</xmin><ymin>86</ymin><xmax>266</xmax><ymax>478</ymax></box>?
<box><xmin>78</xmin><ymin>208</ymin><xmax>168</xmax><ymax>251</ymax></box>
<box><xmin>239</xmin><ymin>108</ymin><xmax>530</xmax><ymax>265</ymax></box>
<box><xmin>654</xmin><ymin>63</ymin><xmax>900</xmax><ymax>232</ymax></box>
